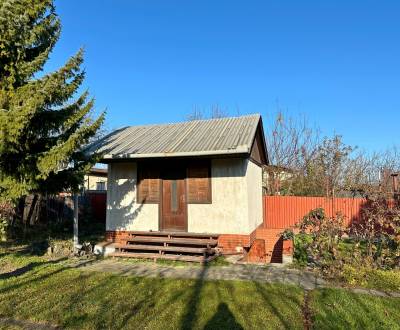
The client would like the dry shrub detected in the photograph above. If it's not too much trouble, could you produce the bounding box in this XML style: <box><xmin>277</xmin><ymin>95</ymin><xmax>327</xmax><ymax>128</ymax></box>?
<box><xmin>297</xmin><ymin>199</ymin><xmax>400</xmax><ymax>279</ymax></box>
<box><xmin>350</xmin><ymin>197</ymin><xmax>400</xmax><ymax>269</ymax></box>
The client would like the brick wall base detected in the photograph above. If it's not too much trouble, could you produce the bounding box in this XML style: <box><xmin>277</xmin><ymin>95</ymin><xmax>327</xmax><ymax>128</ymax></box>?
<box><xmin>244</xmin><ymin>239</ymin><xmax>266</xmax><ymax>263</ymax></box>
<box><xmin>217</xmin><ymin>234</ymin><xmax>252</xmax><ymax>254</ymax></box>
<box><xmin>105</xmin><ymin>229</ymin><xmax>288</xmax><ymax>263</ymax></box>
<box><xmin>254</xmin><ymin>227</ymin><xmax>283</xmax><ymax>263</ymax></box>
<box><xmin>106</xmin><ymin>230</ymin><xmax>128</xmax><ymax>243</ymax></box>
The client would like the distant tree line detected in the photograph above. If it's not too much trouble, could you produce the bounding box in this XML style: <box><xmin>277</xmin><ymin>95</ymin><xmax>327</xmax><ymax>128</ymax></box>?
<box><xmin>187</xmin><ymin>106</ymin><xmax>400</xmax><ymax>198</ymax></box>
<box><xmin>264</xmin><ymin>111</ymin><xmax>400</xmax><ymax>198</ymax></box>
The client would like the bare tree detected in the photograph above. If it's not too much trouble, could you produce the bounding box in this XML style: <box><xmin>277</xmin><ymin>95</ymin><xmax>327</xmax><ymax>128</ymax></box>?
<box><xmin>263</xmin><ymin>110</ymin><xmax>320</xmax><ymax>195</ymax></box>
<box><xmin>313</xmin><ymin>135</ymin><xmax>354</xmax><ymax>198</ymax></box>
<box><xmin>210</xmin><ymin>104</ymin><xmax>228</xmax><ymax>119</ymax></box>
<box><xmin>264</xmin><ymin>109</ymin><xmax>400</xmax><ymax>198</ymax></box>
<box><xmin>265</xmin><ymin>111</ymin><xmax>320</xmax><ymax>170</ymax></box>
<box><xmin>186</xmin><ymin>106</ymin><xmax>204</xmax><ymax>121</ymax></box>
<box><xmin>344</xmin><ymin>147</ymin><xmax>400</xmax><ymax>198</ymax></box>
<box><xmin>185</xmin><ymin>104</ymin><xmax>228</xmax><ymax>121</ymax></box>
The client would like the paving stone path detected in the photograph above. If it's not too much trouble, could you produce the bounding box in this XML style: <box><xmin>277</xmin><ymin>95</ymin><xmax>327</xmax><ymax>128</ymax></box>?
<box><xmin>76</xmin><ymin>258</ymin><xmax>325</xmax><ymax>289</ymax></box>
<box><xmin>74</xmin><ymin>258</ymin><xmax>400</xmax><ymax>298</ymax></box>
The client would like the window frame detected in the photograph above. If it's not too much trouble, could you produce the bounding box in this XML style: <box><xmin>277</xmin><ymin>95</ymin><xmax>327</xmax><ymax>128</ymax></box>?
<box><xmin>96</xmin><ymin>181</ymin><xmax>106</xmax><ymax>191</ymax></box>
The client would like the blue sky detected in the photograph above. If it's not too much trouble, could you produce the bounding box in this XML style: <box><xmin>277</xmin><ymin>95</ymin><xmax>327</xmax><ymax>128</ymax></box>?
<box><xmin>48</xmin><ymin>0</ymin><xmax>400</xmax><ymax>151</ymax></box>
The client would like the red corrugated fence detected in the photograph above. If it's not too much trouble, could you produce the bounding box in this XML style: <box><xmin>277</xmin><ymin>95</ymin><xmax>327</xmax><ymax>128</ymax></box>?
<box><xmin>263</xmin><ymin>195</ymin><xmax>366</xmax><ymax>229</ymax></box>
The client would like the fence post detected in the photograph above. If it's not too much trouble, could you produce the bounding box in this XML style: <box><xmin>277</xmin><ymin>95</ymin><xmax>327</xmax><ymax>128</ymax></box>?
<box><xmin>73</xmin><ymin>194</ymin><xmax>79</xmax><ymax>250</ymax></box>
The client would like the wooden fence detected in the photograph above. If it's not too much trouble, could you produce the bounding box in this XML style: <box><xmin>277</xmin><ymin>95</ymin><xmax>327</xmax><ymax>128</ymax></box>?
<box><xmin>263</xmin><ymin>195</ymin><xmax>367</xmax><ymax>229</ymax></box>
<box><xmin>82</xmin><ymin>191</ymin><xmax>107</xmax><ymax>223</ymax></box>
<box><xmin>45</xmin><ymin>195</ymin><xmax>74</xmax><ymax>224</ymax></box>
<box><xmin>22</xmin><ymin>191</ymin><xmax>107</xmax><ymax>225</ymax></box>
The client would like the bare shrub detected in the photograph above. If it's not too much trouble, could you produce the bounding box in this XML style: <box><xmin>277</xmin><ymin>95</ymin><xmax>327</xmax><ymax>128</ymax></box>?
<box><xmin>350</xmin><ymin>197</ymin><xmax>400</xmax><ymax>269</ymax></box>
<box><xmin>296</xmin><ymin>198</ymin><xmax>400</xmax><ymax>278</ymax></box>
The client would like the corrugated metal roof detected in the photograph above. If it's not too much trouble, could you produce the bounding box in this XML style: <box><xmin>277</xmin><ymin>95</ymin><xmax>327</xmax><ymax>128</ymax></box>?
<box><xmin>87</xmin><ymin>114</ymin><xmax>263</xmax><ymax>160</ymax></box>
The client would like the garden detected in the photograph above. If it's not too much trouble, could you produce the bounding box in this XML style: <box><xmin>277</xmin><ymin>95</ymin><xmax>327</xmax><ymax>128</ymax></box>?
<box><xmin>291</xmin><ymin>196</ymin><xmax>400</xmax><ymax>292</ymax></box>
<box><xmin>1</xmin><ymin>243</ymin><xmax>400</xmax><ymax>329</ymax></box>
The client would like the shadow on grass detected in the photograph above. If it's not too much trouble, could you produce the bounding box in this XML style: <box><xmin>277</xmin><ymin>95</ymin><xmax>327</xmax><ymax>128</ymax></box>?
<box><xmin>0</xmin><ymin>259</ymin><xmax>62</xmax><ymax>280</ymax></box>
<box><xmin>179</xmin><ymin>264</ymin><xmax>246</xmax><ymax>330</ymax></box>
<box><xmin>0</xmin><ymin>258</ymin><xmax>93</xmax><ymax>295</ymax></box>
<box><xmin>0</xmin><ymin>240</ymin><xmax>50</xmax><ymax>257</ymax></box>
<box><xmin>179</xmin><ymin>264</ymin><xmax>208</xmax><ymax>330</ymax></box>
<box><xmin>0</xmin><ymin>255</ymin><xmax>306</xmax><ymax>329</ymax></box>
<box><xmin>204</xmin><ymin>303</ymin><xmax>244</xmax><ymax>330</ymax></box>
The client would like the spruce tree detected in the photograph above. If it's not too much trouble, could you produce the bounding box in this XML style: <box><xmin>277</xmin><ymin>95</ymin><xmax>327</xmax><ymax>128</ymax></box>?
<box><xmin>0</xmin><ymin>0</ymin><xmax>104</xmax><ymax>202</ymax></box>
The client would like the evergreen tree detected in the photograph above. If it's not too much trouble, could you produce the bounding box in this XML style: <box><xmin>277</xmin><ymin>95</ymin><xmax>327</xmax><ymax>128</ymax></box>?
<box><xmin>0</xmin><ymin>0</ymin><xmax>104</xmax><ymax>202</ymax></box>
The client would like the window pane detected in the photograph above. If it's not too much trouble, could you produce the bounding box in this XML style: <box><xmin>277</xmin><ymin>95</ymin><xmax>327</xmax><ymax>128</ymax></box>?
<box><xmin>171</xmin><ymin>180</ymin><xmax>178</xmax><ymax>212</ymax></box>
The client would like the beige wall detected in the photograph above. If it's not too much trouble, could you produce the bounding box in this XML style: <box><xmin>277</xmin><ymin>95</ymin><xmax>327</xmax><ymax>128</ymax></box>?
<box><xmin>106</xmin><ymin>158</ymin><xmax>263</xmax><ymax>235</ymax></box>
<box><xmin>246</xmin><ymin>160</ymin><xmax>264</xmax><ymax>232</ymax></box>
<box><xmin>188</xmin><ymin>158</ymin><xmax>250</xmax><ymax>234</ymax></box>
<box><xmin>106</xmin><ymin>162</ymin><xmax>159</xmax><ymax>231</ymax></box>
<box><xmin>84</xmin><ymin>174</ymin><xmax>107</xmax><ymax>190</ymax></box>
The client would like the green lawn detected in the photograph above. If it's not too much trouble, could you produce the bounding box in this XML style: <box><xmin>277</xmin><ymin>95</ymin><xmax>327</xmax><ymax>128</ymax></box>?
<box><xmin>311</xmin><ymin>288</ymin><xmax>400</xmax><ymax>330</ymax></box>
<box><xmin>114</xmin><ymin>254</ymin><xmax>232</xmax><ymax>267</ymax></box>
<box><xmin>341</xmin><ymin>265</ymin><xmax>400</xmax><ymax>292</ymax></box>
<box><xmin>1</xmin><ymin>247</ymin><xmax>400</xmax><ymax>329</ymax></box>
<box><xmin>0</xmin><ymin>249</ymin><xmax>304</xmax><ymax>329</ymax></box>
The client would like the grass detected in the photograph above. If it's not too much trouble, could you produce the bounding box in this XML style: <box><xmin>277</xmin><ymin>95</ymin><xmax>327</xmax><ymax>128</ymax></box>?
<box><xmin>311</xmin><ymin>288</ymin><xmax>400</xmax><ymax>329</ymax></box>
<box><xmin>117</xmin><ymin>255</ymin><xmax>232</xmax><ymax>268</ymax></box>
<box><xmin>1</xmin><ymin>247</ymin><xmax>400</xmax><ymax>329</ymax></box>
<box><xmin>293</xmin><ymin>234</ymin><xmax>400</xmax><ymax>292</ymax></box>
<box><xmin>341</xmin><ymin>265</ymin><xmax>400</xmax><ymax>292</ymax></box>
<box><xmin>0</xmin><ymin>248</ymin><xmax>304</xmax><ymax>329</ymax></box>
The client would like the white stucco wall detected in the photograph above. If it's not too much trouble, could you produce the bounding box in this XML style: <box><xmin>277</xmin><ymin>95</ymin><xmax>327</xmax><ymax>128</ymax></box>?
<box><xmin>106</xmin><ymin>162</ymin><xmax>159</xmax><ymax>231</ymax></box>
<box><xmin>187</xmin><ymin>158</ymin><xmax>250</xmax><ymax>234</ymax></box>
<box><xmin>246</xmin><ymin>160</ymin><xmax>264</xmax><ymax>232</ymax></box>
<box><xmin>107</xmin><ymin>158</ymin><xmax>263</xmax><ymax>235</ymax></box>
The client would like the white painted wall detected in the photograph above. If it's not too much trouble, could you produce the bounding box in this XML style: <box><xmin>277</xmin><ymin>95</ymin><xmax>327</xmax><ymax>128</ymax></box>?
<box><xmin>246</xmin><ymin>160</ymin><xmax>264</xmax><ymax>232</ymax></box>
<box><xmin>106</xmin><ymin>162</ymin><xmax>159</xmax><ymax>231</ymax></box>
<box><xmin>188</xmin><ymin>158</ymin><xmax>249</xmax><ymax>234</ymax></box>
<box><xmin>106</xmin><ymin>158</ymin><xmax>263</xmax><ymax>235</ymax></box>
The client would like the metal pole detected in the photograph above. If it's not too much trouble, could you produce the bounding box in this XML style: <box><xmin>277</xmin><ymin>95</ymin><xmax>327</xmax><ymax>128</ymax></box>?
<box><xmin>73</xmin><ymin>193</ymin><xmax>79</xmax><ymax>250</ymax></box>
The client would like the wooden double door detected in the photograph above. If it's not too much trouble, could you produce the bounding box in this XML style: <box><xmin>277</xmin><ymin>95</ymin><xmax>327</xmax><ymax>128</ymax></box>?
<box><xmin>160</xmin><ymin>165</ymin><xmax>187</xmax><ymax>232</ymax></box>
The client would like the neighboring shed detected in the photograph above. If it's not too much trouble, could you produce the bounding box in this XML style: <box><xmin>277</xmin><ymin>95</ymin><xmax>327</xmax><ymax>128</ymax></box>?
<box><xmin>88</xmin><ymin>114</ymin><xmax>269</xmax><ymax>261</ymax></box>
<box><xmin>84</xmin><ymin>167</ymin><xmax>108</xmax><ymax>191</ymax></box>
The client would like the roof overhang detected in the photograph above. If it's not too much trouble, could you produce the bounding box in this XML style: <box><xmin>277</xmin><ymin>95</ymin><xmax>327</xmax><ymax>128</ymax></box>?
<box><xmin>100</xmin><ymin>145</ymin><xmax>250</xmax><ymax>161</ymax></box>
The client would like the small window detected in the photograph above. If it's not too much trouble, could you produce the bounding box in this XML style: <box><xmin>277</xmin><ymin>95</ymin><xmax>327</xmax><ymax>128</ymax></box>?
<box><xmin>96</xmin><ymin>181</ymin><xmax>106</xmax><ymax>190</ymax></box>
<box><xmin>186</xmin><ymin>161</ymin><xmax>211</xmax><ymax>203</ymax></box>
<box><xmin>171</xmin><ymin>180</ymin><xmax>178</xmax><ymax>212</ymax></box>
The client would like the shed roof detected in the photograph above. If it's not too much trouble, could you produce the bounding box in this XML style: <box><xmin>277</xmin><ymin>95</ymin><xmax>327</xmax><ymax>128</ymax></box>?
<box><xmin>88</xmin><ymin>167</ymin><xmax>108</xmax><ymax>176</ymax></box>
<box><xmin>87</xmin><ymin>114</ymin><xmax>267</xmax><ymax>162</ymax></box>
